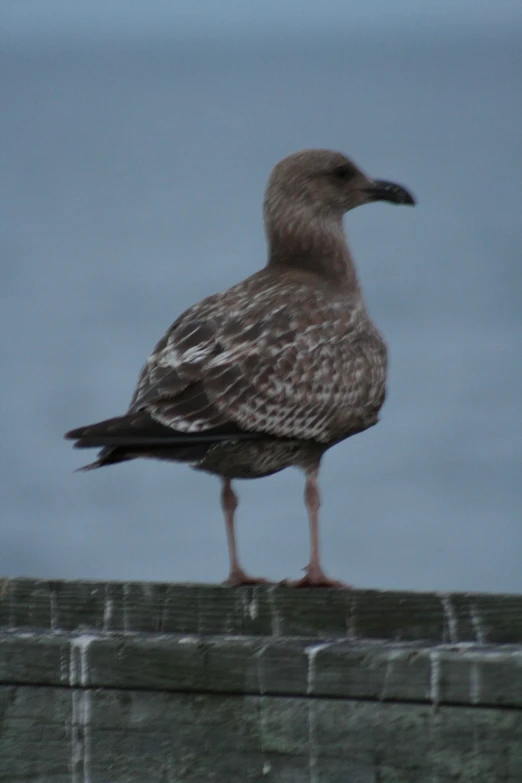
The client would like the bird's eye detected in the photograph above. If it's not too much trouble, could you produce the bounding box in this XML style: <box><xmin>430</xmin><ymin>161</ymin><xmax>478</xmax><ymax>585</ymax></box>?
<box><xmin>333</xmin><ymin>164</ymin><xmax>356</xmax><ymax>181</ymax></box>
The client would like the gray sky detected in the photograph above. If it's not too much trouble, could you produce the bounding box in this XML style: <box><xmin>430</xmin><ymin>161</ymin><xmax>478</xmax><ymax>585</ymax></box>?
<box><xmin>2</xmin><ymin>0</ymin><xmax>522</xmax><ymax>43</ymax></box>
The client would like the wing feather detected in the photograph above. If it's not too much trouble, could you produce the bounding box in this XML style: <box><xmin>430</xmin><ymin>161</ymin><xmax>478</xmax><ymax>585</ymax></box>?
<box><xmin>127</xmin><ymin>272</ymin><xmax>386</xmax><ymax>444</ymax></box>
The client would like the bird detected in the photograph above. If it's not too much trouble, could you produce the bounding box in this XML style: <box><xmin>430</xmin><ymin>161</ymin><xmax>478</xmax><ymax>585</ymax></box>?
<box><xmin>65</xmin><ymin>149</ymin><xmax>415</xmax><ymax>588</ymax></box>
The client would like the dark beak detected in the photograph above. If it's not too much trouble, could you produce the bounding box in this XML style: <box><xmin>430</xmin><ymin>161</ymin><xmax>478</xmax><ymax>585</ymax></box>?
<box><xmin>363</xmin><ymin>179</ymin><xmax>416</xmax><ymax>206</ymax></box>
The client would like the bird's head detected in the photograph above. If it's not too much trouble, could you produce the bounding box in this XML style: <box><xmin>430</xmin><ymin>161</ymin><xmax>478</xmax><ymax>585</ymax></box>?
<box><xmin>264</xmin><ymin>149</ymin><xmax>415</xmax><ymax>224</ymax></box>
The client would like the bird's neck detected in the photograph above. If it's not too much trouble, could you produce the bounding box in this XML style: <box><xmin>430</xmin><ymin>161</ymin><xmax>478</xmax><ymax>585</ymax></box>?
<box><xmin>265</xmin><ymin>211</ymin><xmax>360</xmax><ymax>291</ymax></box>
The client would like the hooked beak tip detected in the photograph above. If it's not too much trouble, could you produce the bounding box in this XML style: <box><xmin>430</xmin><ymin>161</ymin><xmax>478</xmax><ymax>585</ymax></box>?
<box><xmin>363</xmin><ymin>179</ymin><xmax>416</xmax><ymax>206</ymax></box>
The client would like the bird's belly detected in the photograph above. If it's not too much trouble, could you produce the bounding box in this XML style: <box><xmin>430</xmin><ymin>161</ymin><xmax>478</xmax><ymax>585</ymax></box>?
<box><xmin>195</xmin><ymin>438</ymin><xmax>327</xmax><ymax>479</ymax></box>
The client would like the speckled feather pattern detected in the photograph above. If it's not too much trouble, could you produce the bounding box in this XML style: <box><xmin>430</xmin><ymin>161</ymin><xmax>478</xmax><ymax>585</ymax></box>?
<box><xmin>129</xmin><ymin>267</ymin><xmax>387</xmax><ymax>446</ymax></box>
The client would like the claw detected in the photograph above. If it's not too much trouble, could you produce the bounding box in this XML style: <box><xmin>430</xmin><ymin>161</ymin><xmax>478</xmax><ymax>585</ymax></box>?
<box><xmin>280</xmin><ymin>565</ymin><xmax>351</xmax><ymax>589</ymax></box>
<box><xmin>224</xmin><ymin>568</ymin><xmax>274</xmax><ymax>586</ymax></box>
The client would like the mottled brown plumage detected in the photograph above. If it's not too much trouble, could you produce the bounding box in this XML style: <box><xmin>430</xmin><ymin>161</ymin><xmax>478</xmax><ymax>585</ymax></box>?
<box><xmin>66</xmin><ymin>149</ymin><xmax>415</xmax><ymax>587</ymax></box>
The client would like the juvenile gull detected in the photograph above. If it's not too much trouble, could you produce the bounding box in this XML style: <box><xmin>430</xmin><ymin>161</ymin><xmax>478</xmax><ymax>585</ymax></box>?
<box><xmin>65</xmin><ymin>149</ymin><xmax>415</xmax><ymax>587</ymax></box>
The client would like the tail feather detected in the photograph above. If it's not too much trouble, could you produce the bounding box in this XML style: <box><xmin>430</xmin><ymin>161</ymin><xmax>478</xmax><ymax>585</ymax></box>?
<box><xmin>75</xmin><ymin>460</ymin><xmax>107</xmax><ymax>473</ymax></box>
<box><xmin>73</xmin><ymin>446</ymin><xmax>133</xmax><ymax>472</ymax></box>
<box><xmin>65</xmin><ymin>412</ymin><xmax>173</xmax><ymax>446</ymax></box>
<box><xmin>65</xmin><ymin>412</ymin><xmax>263</xmax><ymax>471</ymax></box>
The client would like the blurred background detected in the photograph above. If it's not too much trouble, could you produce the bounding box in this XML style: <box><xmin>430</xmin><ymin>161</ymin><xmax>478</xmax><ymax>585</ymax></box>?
<box><xmin>1</xmin><ymin>2</ymin><xmax>521</xmax><ymax>592</ymax></box>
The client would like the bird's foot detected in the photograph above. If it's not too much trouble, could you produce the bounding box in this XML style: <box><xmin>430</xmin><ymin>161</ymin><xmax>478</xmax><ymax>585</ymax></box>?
<box><xmin>224</xmin><ymin>567</ymin><xmax>274</xmax><ymax>586</ymax></box>
<box><xmin>280</xmin><ymin>564</ymin><xmax>351</xmax><ymax>589</ymax></box>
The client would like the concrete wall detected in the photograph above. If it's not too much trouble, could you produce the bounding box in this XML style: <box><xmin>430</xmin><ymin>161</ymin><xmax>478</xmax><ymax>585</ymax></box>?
<box><xmin>1</xmin><ymin>578</ymin><xmax>521</xmax><ymax>782</ymax></box>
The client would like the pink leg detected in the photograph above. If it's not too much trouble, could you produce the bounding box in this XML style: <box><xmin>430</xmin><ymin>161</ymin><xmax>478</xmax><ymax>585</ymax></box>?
<box><xmin>221</xmin><ymin>479</ymin><xmax>272</xmax><ymax>586</ymax></box>
<box><xmin>283</xmin><ymin>467</ymin><xmax>350</xmax><ymax>589</ymax></box>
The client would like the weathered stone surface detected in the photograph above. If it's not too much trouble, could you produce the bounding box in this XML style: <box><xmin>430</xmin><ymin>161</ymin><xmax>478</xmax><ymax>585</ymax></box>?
<box><xmin>0</xmin><ymin>685</ymin><xmax>71</xmax><ymax>783</ymax></box>
<box><xmin>1</xmin><ymin>579</ymin><xmax>522</xmax><ymax>782</ymax></box>
<box><xmin>2</xmin><ymin>578</ymin><xmax>522</xmax><ymax>643</ymax></box>
<box><xmin>1</xmin><ymin>629</ymin><xmax>522</xmax><ymax>709</ymax></box>
<box><xmin>1</xmin><ymin>687</ymin><xmax>522</xmax><ymax>782</ymax></box>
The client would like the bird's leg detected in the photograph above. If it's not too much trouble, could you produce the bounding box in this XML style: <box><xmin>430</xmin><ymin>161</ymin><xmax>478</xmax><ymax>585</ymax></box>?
<box><xmin>285</xmin><ymin>466</ymin><xmax>350</xmax><ymax>588</ymax></box>
<box><xmin>221</xmin><ymin>478</ymin><xmax>272</xmax><ymax>586</ymax></box>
